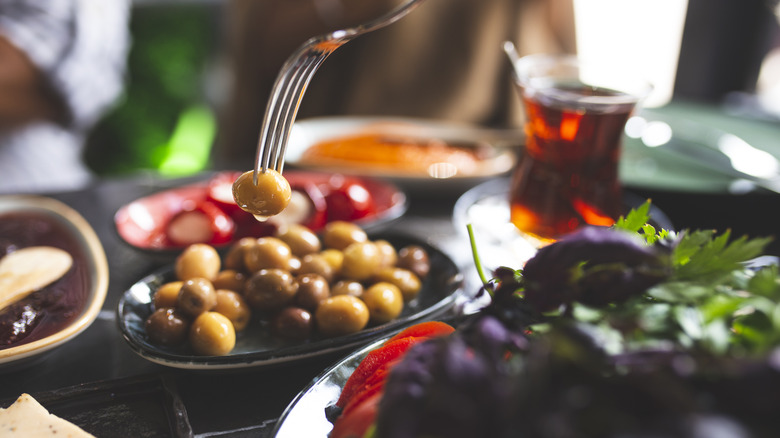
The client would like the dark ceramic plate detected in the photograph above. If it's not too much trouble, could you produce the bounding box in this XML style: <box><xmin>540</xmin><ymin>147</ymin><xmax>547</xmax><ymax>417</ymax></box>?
<box><xmin>116</xmin><ymin>234</ymin><xmax>463</xmax><ymax>370</ymax></box>
<box><xmin>0</xmin><ymin>375</ymin><xmax>192</xmax><ymax>437</ymax></box>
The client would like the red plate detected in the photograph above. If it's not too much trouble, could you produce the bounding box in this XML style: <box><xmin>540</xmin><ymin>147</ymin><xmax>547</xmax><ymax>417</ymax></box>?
<box><xmin>114</xmin><ymin>171</ymin><xmax>407</xmax><ymax>253</ymax></box>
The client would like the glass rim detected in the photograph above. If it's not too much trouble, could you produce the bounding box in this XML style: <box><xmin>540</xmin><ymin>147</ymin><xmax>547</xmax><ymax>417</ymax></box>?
<box><xmin>511</xmin><ymin>53</ymin><xmax>654</xmax><ymax>105</ymax></box>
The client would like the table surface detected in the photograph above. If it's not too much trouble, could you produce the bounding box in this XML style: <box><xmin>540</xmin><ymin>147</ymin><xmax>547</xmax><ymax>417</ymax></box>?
<box><xmin>1</xmin><ymin>166</ymin><xmax>779</xmax><ymax>437</ymax></box>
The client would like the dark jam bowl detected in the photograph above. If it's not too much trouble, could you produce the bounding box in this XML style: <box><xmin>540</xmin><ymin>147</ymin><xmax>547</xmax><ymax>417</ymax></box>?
<box><xmin>0</xmin><ymin>195</ymin><xmax>108</xmax><ymax>372</ymax></box>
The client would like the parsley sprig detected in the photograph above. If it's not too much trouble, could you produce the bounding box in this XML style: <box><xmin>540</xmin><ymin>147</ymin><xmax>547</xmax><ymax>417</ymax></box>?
<box><xmin>479</xmin><ymin>200</ymin><xmax>780</xmax><ymax>358</ymax></box>
<box><xmin>592</xmin><ymin>201</ymin><xmax>777</xmax><ymax>356</ymax></box>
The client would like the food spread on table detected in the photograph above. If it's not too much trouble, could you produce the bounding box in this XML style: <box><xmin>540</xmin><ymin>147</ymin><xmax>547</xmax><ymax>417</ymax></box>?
<box><xmin>8</xmin><ymin>138</ymin><xmax>780</xmax><ymax>436</ymax></box>
<box><xmin>4</xmin><ymin>0</ymin><xmax>778</xmax><ymax>432</ymax></box>
<box><xmin>323</xmin><ymin>203</ymin><xmax>780</xmax><ymax>438</ymax></box>
<box><xmin>143</xmin><ymin>220</ymin><xmax>431</xmax><ymax>355</ymax></box>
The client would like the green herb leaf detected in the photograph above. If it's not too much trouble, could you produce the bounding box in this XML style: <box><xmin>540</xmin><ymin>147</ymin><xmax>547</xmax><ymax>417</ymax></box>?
<box><xmin>674</xmin><ymin>306</ymin><xmax>704</xmax><ymax>340</ymax></box>
<box><xmin>747</xmin><ymin>264</ymin><xmax>780</xmax><ymax>298</ymax></box>
<box><xmin>672</xmin><ymin>230</ymin><xmax>771</xmax><ymax>282</ymax></box>
<box><xmin>484</xmin><ymin>201</ymin><xmax>780</xmax><ymax>358</ymax></box>
<box><xmin>614</xmin><ymin>200</ymin><xmax>651</xmax><ymax>233</ymax></box>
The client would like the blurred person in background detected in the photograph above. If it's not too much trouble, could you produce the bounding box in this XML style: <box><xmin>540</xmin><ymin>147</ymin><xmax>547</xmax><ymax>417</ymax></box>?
<box><xmin>213</xmin><ymin>0</ymin><xmax>575</xmax><ymax>170</ymax></box>
<box><xmin>0</xmin><ymin>0</ymin><xmax>130</xmax><ymax>194</ymax></box>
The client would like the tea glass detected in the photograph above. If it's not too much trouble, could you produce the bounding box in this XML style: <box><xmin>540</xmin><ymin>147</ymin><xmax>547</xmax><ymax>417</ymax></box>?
<box><xmin>508</xmin><ymin>54</ymin><xmax>652</xmax><ymax>244</ymax></box>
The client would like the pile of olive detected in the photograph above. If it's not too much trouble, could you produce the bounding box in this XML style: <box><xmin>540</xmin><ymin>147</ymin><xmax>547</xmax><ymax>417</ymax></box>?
<box><xmin>144</xmin><ymin>221</ymin><xmax>430</xmax><ymax>355</ymax></box>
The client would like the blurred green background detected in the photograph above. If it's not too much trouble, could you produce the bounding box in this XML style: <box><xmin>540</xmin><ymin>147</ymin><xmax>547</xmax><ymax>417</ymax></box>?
<box><xmin>83</xmin><ymin>2</ymin><xmax>223</xmax><ymax>178</ymax></box>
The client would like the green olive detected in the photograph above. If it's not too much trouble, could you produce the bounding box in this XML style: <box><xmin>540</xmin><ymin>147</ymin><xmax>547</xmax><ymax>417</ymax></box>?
<box><xmin>243</xmin><ymin>237</ymin><xmax>293</xmax><ymax>272</ymax></box>
<box><xmin>320</xmin><ymin>249</ymin><xmax>344</xmax><ymax>272</ymax></box>
<box><xmin>223</xmin><ymin>237</ymin><xmax>257</xmax><ymax>272</ymax></box>
<box><xmin>373</xmin><ymin>267</ymin><xmax>422</xmax><ymax>302</ymax></box>
<box><xmin>295</xmin><ymin>273</ymin><xmax>331</xmax><ymax>311</ymax></box>
<box><xmin>298</xmin><ymin>253</ymin><xmax>335</xmax><ymax>283</ymax></box>
<box><xmin>243</xmin><ymin>268</ymin><xmax>298</xmax><ymax>312</ymax></box>
<box><xmin>331</xmin><ymin>280</ymin><xmax>364</xmax><ymax>298</ymax></box>
<box><xmin>322</xmin><ymin>221</ymin><xmax>367</xmax><ymax>250</ymax></box>
<box><xmin>189</xmin><ymin>311</ymin><xmax>236</xmax><ymax>356</ymax></box>
<box><xmin>145</xmin><ymin>307</ymin><xmax>190</xmax><ymax>346</ymax></box>
<box><xmin>153</xmin><ymin>281</ymin><xmax>183</xmax><ymax>309</ymax></box>
<box><xmin>288</xmin><ymin>256</ymin><xmax>302</xmax><ymax>274</ymax></box>
<box><xmin>232</xmin><ymin>169</ymin><xmax>291</xmax><ymax>217</ymax></box>
<box><xmin>175</xmin><ymin>243</ymin><xmax>221</xmax><ymax>281</ymax></box>
<box><xmin>340</xmin><ymin>241</ymin><xmax>381</xmax><ymax>281</ymax></box>
<box><xmin>271</xmin><ymin>307</ymin><xmax>313</xmax><ymax>341</ymax></box>
<box><xmin>214</xmin><ymin>289</ymin><xmax>252</xmax><ymax>332</ymax></box>
<box><xmin>315</xmin><ymin>295</ymin><xmax>369</xmax><ymax>337</ymax></box>
<box><xmin>212</xmin><ymin>269</ymin><xmax>247</xmax><ymax>293</ymax></box>
<box><xmin>374</xmin><ymin>239</ymin><xmax>398</xmax><ymax>269</ymax></box>
<box><xmin>397</xmin><ymin>245</ymin><xmax>431</xmax><ymax>278</ymax></box>
<box><xmin>177</xmin><ymin>277</ymin><xmax>217</xmax><ymax>318</ymax></box>
<box><xmin>277</xmin><ymin>224</ymin><xmax>321</xmax><ymax>257</ymax></box>
<box><xmin>361</xmin><ymin>282</ymin><xmax>403</xmax><ymax>324</ymax></box>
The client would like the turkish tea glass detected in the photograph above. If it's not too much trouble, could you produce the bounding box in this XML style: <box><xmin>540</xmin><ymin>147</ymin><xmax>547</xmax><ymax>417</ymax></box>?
<box><xmin>508</xmin><ymin>54</ymin><xmax>652</xmax><ymax>244</ymax></box>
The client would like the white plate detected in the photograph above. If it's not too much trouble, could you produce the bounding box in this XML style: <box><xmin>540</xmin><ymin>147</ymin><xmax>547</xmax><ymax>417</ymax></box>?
<box><xmin>286</xmin><ymin>117</ymin><xmax>521</xmax><ymax>194</ymax></box>
<box><xmin>0</xmin><ymin>195</ymin><xmax>109</xmax><ymax>371</ymax></box>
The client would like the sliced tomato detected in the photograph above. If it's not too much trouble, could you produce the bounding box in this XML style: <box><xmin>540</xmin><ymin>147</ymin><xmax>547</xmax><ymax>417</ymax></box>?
<box><xmin>337</xmin><ymin>336</ymin><xmax>422</xmax><ymax>408</ymax></box>
<box><xmin>386</xmin><ymin>321</ymin><xmax>455</xmax><ymax>344</ymax></box>
<box><xmin>332</xmin><ymin>322</ymin><xmax>455</xmax><ymax>436</ymax></box>
<box><xmin>338</xmin><ymin>322</ymin><xmax>455</xmax><ymax>409</ymax></box>
<box><xmin>340</xmin><ymin>376</ymin><xmax>385</xmax><ymax>419</ymax></box>
<box><xmin>330</xmin><ymin>392</ymin><xmax>382</xmax><ymax>438</ymax></box>
<box><xmin>340</xmin><ymin>356</ymin><xmax>400</xmax><ymax>418</ymax></box>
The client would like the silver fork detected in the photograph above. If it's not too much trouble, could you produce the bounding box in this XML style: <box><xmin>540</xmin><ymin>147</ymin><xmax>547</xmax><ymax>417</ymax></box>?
<box><xmin>253</xmin><ymin>0</ymin><xmax>427</xmax><ymax>183</ymax></box>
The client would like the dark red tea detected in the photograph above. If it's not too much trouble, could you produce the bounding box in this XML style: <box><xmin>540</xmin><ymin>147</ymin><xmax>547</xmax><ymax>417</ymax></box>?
<box><xmin>510</xmin><ymin>83</ymin><xmax>636</xmax><ymax>242</ymax></box>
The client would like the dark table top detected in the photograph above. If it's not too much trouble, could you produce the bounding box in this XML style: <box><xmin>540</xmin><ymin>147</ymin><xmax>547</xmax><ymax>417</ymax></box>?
<box><xmin>1</xmin><ymin>170</ymin><xmax>779</xmax><ymax>437</ymax></box>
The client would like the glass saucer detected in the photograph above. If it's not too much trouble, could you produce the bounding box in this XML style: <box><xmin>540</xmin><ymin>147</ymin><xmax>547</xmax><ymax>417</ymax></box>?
<box><xmin>453</xmin><ymin>178</ymin><xmax>674</xmax><ymax>271</ymax></box>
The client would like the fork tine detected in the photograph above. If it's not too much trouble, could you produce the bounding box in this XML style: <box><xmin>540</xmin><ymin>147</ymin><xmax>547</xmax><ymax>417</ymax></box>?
<box><xmin>255</xmin><ymin>48</ymin><xmax>320</xmax><ymax>179</ymax></box>
<box><xmin>270</xmin><ymin>62</ymin><xmax>310</xmax><ymax>172</ymax></box>
<box><xmin>253</xmin><ymin>0</ymin><xmax>428</xmax><ymax>181</ymax></box>
<box><xmin>253</xmin><ymin>96</ymin><xmax>280</xmax><ymax>179</ymax></box>
<box><xmin>274</xmin><ymin>53</ymin><xmax>329</xmax><ymax>173</ymax></box>
<box><xmin>253</xmin><ymin>61</ymin><xmax>299</xmax><ymax>181</ymax></box>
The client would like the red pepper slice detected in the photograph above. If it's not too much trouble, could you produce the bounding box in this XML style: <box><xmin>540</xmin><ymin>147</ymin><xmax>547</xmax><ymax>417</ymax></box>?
<box><xmin>166</xmin><ymin>200</ymin><xmax>236</xmax><ymax>246</ymax></box>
